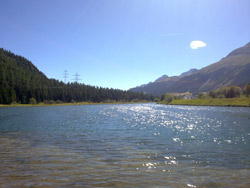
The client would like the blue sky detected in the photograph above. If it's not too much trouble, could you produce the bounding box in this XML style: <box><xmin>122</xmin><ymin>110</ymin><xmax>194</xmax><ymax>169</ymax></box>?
<box><xmin>0</xmin><ymin>0</ymin><xmax>250</xmax><ymax>90</ymax></box>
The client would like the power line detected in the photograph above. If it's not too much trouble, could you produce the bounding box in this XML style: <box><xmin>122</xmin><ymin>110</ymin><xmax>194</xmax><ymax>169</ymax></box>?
<box><xmin>72</xmin><ymin>72</ymin><xmax>81</xmax><ymax>83</ymax></box>
<box><xmin>63</xmin><ymin>70</ymin><xmax>68</xmax><ymax>83</ymax></box>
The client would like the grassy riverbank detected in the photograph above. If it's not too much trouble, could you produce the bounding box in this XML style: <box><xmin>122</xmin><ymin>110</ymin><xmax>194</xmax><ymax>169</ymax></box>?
<box><xmin>0</xmin><ymin>101</ymin><xmax>152</xmax><ymax>107</ymax></box>
<box><xmin>159</xmin><ymin>98</ymin><xmax>250</xmax><ymax>107</ymax></box>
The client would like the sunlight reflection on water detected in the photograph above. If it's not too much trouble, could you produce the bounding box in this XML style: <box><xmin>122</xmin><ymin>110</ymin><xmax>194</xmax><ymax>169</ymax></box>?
<box><xmin>0</xmin><ymin>103</ymin><xmax>250</xmax><ymax>187</ymax></box>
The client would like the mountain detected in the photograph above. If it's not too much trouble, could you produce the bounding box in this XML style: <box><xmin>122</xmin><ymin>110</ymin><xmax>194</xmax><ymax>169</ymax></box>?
<box><xmin>154</xmin><ymin>75</ymin><xmax>169</xmax><ymax>83</ymax></box>
<box><xmin>130</xmin><ymin>42</ymin><xmax>250</xmax><ymax>96</ymax></box>
<box><xmin>179</xmin><ymin>68</ymin><xmax>198</xmax><ymax>77</ymax></box>
<box><xmin>130</xmin><ymin>74</ymin><xmax>180</xmax><ymax>96</ymax></box>
<box><xmin>0</xmin><ymin>48</ymin><xmax>153</xmax><ymax>104</ymax></box>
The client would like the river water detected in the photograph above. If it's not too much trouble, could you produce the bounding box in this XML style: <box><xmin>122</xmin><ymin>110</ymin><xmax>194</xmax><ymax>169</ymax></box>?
<box><xmin>0</xmin><ymin>103</ymin><xmax>249</xmax><ymax>187</ymax></box>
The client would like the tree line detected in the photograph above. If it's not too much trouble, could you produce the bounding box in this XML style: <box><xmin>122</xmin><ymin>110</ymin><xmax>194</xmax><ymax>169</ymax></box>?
<box><xmin>158</xmin><ymin>84</ymin><xmax>250</xmax><ymax>104</ymax></box>
<box><xmin>198</xmin><ymin>85</ymin><xmax>250</xmax><ymax>99</ymax></box>
<box><xmin>0</xmin><ymin>48</ymin><xmax>154</xmax><ymax>104</ymax></box>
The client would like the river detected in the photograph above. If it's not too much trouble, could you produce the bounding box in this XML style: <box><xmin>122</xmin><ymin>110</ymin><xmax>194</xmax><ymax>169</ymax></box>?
<box><xmin>0</xmin><ymin>103</ymin><xmax>249</xmax><ymax>187</ymax></box>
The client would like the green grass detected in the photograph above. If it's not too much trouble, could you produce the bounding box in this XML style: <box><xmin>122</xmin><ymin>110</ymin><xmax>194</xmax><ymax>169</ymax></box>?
<box><xmin>159</xmin><ymin>98</ymin><xmax>250</xmax><ymax>107</ymax></box>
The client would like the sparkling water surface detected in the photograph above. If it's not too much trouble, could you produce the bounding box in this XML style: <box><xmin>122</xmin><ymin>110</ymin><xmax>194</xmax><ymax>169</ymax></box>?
<box><xmin>0</xmin><ymin>103</ymin><xmax>250</xmax><ymax>187</ymax></box>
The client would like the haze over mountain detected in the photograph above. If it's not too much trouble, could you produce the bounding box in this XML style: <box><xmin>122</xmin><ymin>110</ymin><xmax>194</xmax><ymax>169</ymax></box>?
<box><xmin>130</xmin><ymin>42</ymin><xmax>250</xmax><ymax>96</ymax></box>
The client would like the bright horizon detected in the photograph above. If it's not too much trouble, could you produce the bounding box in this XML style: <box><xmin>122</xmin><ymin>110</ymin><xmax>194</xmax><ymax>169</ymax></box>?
<box><xmin>1</xmin><ymin>0</ymin><xmax>250</xmax><ymax>90</ymax></box>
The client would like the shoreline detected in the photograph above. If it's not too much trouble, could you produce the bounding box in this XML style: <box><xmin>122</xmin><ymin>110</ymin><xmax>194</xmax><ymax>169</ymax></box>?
<box><xmin>2</xmin><ymin>98</ymin><xmax>250</xmax><ymax>108</ymax></box>
<box><xmin>0</xmin><ymin>101</ymin><xmax>153</xmax><ymax>108</ymax></box>
<box><xmin>158</xmin><ymin>98</ymin><xmax>250</xmax><ymax>107</ymax></box>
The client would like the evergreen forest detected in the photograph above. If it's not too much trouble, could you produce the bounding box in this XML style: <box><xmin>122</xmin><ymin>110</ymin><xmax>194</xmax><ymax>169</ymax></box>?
<box><xmin>0</xmin><ymin>48</ymin><xmax>153</xmax><ymax>104</ymax></box>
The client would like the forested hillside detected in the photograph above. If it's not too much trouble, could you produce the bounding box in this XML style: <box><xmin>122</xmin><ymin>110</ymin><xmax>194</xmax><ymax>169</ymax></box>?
<box><xmin>0</xmin><ymin>48</ymin><xmax>153</xmax><ymax>104</ymax></box>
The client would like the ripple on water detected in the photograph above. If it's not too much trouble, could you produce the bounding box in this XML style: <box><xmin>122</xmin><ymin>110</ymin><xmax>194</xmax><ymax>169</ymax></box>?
<box><xmin>0</xmin><ymin>104</ymin><xmax>250</xmax><ymax>187</ymax></box>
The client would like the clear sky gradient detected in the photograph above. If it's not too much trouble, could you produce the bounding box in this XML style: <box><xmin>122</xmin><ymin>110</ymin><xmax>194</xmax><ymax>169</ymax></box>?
<box><xmin>1</xmin><ymin>0</ymin><xmax>250</xmax><ymax>90</ymax></box>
